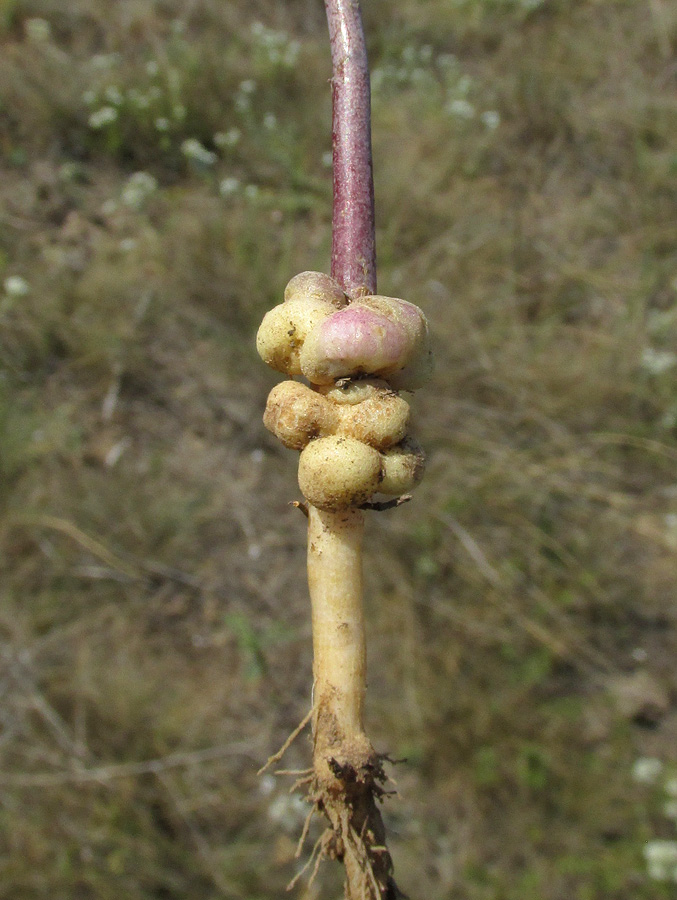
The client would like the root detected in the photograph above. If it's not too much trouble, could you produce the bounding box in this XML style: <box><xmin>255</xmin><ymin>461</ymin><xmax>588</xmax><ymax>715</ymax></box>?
<box><xmin>257</xmin><ymin>708</ymin><xmax>313</xmax><ymax>775</ymax></box>
<box><xmin>287</xmin><ymin>834</ymin><xmax>324</xmax><ymax>891</ymax></box>
<box><xmin>286</xmin><ymin>749</ymin><xmax>401</xmax><ymax>900</ymax></box>
<box><xmin>295</xmin><ymin>804</ymin><xmax>316</xmax><ymax>858</ymax></box>
<box><xmin>290</xmin><ymin>773</ymin><xmax>314</xmax><ymax>794</ymax></box>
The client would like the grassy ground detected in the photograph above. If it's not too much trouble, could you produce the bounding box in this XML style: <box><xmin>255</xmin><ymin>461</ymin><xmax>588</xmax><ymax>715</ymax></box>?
<box><xmin>1</xmin><ymin>0</ymin><xmax>677</xmax><ymax>897</ymax></box>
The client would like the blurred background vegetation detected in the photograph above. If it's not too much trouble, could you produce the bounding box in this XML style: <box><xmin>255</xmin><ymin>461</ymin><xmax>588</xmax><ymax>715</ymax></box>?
<box><xmin>1</xmin><ymin>0</ymin><xmax>676</xmax><ymax>897</ymax></box>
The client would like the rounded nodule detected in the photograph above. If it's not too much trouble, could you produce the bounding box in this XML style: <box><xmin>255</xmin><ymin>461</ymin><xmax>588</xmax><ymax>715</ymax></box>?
<box><xmin>337</xmin><ymin>390</ymin><xmax>409</xmax><ymax>450</ymax></box>
<box><xmin>298</xmin><ymin>435</ymin><xmax>382</xmax><ymax>510</ymax></box>
<box><xmin>263</xmin><ymin>381</ymin><xmax>337</xmax><ymax>450</ymax></box>
<box><xmin>284</xmin><ymin>271</ymin><xmax>347</xmax><ymax>309</ymax></box>
<box><xmin>256</xmin><ymin>297</ymin><xmax>336</xmax><ymax>375</ymax></box>
<box><xmin>299</xmin><ymin>306</ymin><xmax>410</xmax><ymax>385</ymax></box>
<box><xmin>379</xmin><ymin>437</ymin><xmax>426</xmax><ymax>495</ymax></box>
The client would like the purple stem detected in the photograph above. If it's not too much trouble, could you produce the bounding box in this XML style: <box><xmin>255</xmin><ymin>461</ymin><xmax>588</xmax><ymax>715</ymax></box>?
<box><xmin>324</xmin><ymin>0</ymin><xmax>377</xmax><ymax>299</ymax></box>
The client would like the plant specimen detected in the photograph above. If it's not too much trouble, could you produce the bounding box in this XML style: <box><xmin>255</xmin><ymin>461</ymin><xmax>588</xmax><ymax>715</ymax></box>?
<box><xmin>256</xmin><ymin>2</ymin><xmax>432</xmax><ymax>896</ymax></box>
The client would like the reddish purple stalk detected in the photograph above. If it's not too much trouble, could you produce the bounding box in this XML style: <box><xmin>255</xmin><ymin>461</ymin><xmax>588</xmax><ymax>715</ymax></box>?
<box><xmin>324</xmin><ymin>0</ymin><xmax>377</xmax><ymax>298</ymax></box>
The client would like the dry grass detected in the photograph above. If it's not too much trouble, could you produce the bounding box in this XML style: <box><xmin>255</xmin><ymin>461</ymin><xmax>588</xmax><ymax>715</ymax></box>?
<box><xmin>1</xmin><ymin>0</ymin><xmax>677</xmax><ymax>897</ymax></box>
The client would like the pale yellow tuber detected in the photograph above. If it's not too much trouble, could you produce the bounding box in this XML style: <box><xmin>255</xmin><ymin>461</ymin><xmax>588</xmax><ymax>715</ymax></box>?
<box><xmin>255</xmin><ymin>297</ymin><xmax>336</xmax><ymax>376</ymax></box>
<box><xmin>263</xmin><ymin>381</ymin><xmax>338</xmax><ymax>450</ymax></box>
<box><xmin>318</xmin><ymin>379</ymin><xmax>410</xmax><ymax>450</ymax></box>
<box><xmin>284</xmin><ymin>270</ymin><xmax>347</xmax><ymax>308</ymax></box>
<box><xmin>356</xmin><ymin>295</ymin><xmax>434</xmax><ymax>390</ymax></box>
<box><xmin>379</xmin><ymin>436</ymin><xmax>426</xmax><ymax>495</ymax></box>
<box><xmin>298</xmin><ymin>435</ymin><xmax>382</xmax><ymax>510</ymax></box>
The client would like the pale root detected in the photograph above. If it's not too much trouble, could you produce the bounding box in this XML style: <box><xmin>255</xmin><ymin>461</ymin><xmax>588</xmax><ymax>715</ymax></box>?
<box><xmin>284</xmin><ymin>270</ymin><xmax>347</xmax><ymax>309</ymax></box>
<box><xmin>307</xmin><ymin>506</ymin><xmax>371</xmax><ymax>761</ymax></box>
<box><xmin>263</xmin><ymin>381</ymin><xmax>338</xmax><ymax>450</ymax></box>
<box><xmin>255</xmin><ymin>297</ymin><xmax>336</xmax><ymax>375</ymax></box>
<box><xmin>298</xmin><ymin>436</ymin><xmax>382</xmax><ymax>509</ymax></box>
<box><xmin>379</xmin><ymin>436</ymin><xmax>426</xmax><ymax>495</ymax></box>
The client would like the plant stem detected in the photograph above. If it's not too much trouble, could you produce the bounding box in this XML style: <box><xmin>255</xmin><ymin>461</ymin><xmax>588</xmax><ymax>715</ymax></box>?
<box><xmin>325</xmin><ymin>0</ymin><xmax>377</xmax><ymax>298</ymax></box>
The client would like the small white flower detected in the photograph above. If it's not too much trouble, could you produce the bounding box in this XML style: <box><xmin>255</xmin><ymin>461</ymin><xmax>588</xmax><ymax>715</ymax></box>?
<box><xmin>82</xmin><ymin>90</ymin><xmax>97</xmax><ymax>106</ymax></box>
<box><xmin>401</xmin><ymin>45</ymin><xmax>416</xmax><ymax>66</ymax></box>
<box><xmin>457</xmin><ymin>75</ymin><xmax>473</xmax><ymax>96</ymax></box>
<box><xmin>322</xmin><ymin>150</ymin><xmax>333</xmax><ymax>168</ymax></box>
<box><xmin>239</xmin><ymin>79</ymin><xmax>256</xmax><ymax>95</ymax></box>
<box><xmin>119</xmin><ymin>238</ymin><xmax>137</xmax><ymax>252</ymax></box>
<box><xmin>644</xmin><ymin>840</ymin><xmax>677</xmax><ymax>881</ymax></box>
<box><xmin>258</xmin><ymin>773</ymin><xmax>275</xmax><ymax>795</ymax></box>
<box><xmin>172</xmin><ymin>103</ymin><xmax>186</xmax><ymax>121</ymax></box>
<box><xmin>171</xmin><ymin>19</ymin><xmax>186</xmax><ymax>35</ymax></box>
<box><xmin>481</xmin><ymin>110</ymin><xmax>501</xmax><ymax>130</ymax></box>
<box><xmin>90</xmin><ymin>54</ymin><xmax>119</xmax><ymax>71</ymax></box>
<box><xmin>645</xmin><ymin>840</ymin><xmax>677</xmax><ymax>862</ymax></box>
<box><xmin>121</xmin><ymin>172</ymin><xmax>158</xmax><ymax>209</ymax></box>
<box><xmin>219</xmin><ymin>177</ymin><xmax>240</xmax><ymax>197</ymax></box>
<box><xmin>632</xmin><ymin>757</ymin><xmax>663</xmax><ymax>784</ymax></box>
<box><xmin>24</xmin><ymin>18</ymin><xmax>51</xmax><ymax>43</ymax></box>
<box><xmin>146</xmin><ymin>60</ymin><xmax>160</xmax><ymax>77</ymax></box>
<box><xmin>181</xmin><ymin>138</ymin><xmax>217</xmax><ymax>166</ymax></box>
<box><xmin>263</xmin><ymin>112</ymin><xmax>277</xmax><ymax>130</ymax></box>
<box><xmin>661</xmin><ymin>405</ymin><xmax>677</xmax><ymax>430</ymax></box>
<box><xmin>647</xmin><ymin>861</ymin><xmax>670</xmax><ymax>882</ymax></box>
<box><xmin>267</xmin><ymin>792</ymin><xmax>307</xmax><ymax>829</ymax></box>
<box><xmin>446</xmin><ymin>98</ymin><xmax>475</xmax><ymax>119</ymax></box>
<box><xmin>88</xmin><ymin>106</ymin><xmax>118</xmax><ymax>129</ymax></box>
<box><xmin>104</xmin><ymin>437</ymin><xmax>130</xmax><ymax>468</ymax></box>
<box><xmin>154</xmin><ymin>117</ymin><xmax>170</xmax><ymax>131</ymax></box>
<box><xmin>641</xmin><ymin>347</ymin><xmax>677</xmax><ymax>375</ymax></box>
<box><xmin>664</xmin><ymin>800</ymin><xmax>677</xmax><ymax>820</ymax></box>
<box><xmin>283</xmin><ymin>40</ymin><xmax>300</xmax><ymax>67</ymax></box>
<box><xmin>214</xmin><ymin>128</ymin><xmax>241</xmax><ymax>148</ymax></box>
<box><xmin>438</xmin><ymin>53</ymin><xmax>457</xmax><ymax>70</ymax></box>
<box><xmin>244</xmin><ymin>184</ymin><xmax>259</xmax><ymax>200</ymax></box>
<box><xmin>647</xmin><ymin>308</ymin><xmax>677</xmax><ymax>335</ymax></box>
<box><xmin>4</xmin><ymin>276</ymin><xmax>30</xmax><ymax>297</ymax></box>
<box><xmin>104</xmin><ymin>85</ymin><xmax>123</xmax><ymax>106</ymax></box>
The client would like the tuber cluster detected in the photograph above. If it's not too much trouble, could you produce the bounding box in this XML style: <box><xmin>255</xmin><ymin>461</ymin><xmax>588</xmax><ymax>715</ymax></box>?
<box><xmin>257</xmin><ymin>271</ymin><xmax>431</xmax><ymax>510</ymax></box>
